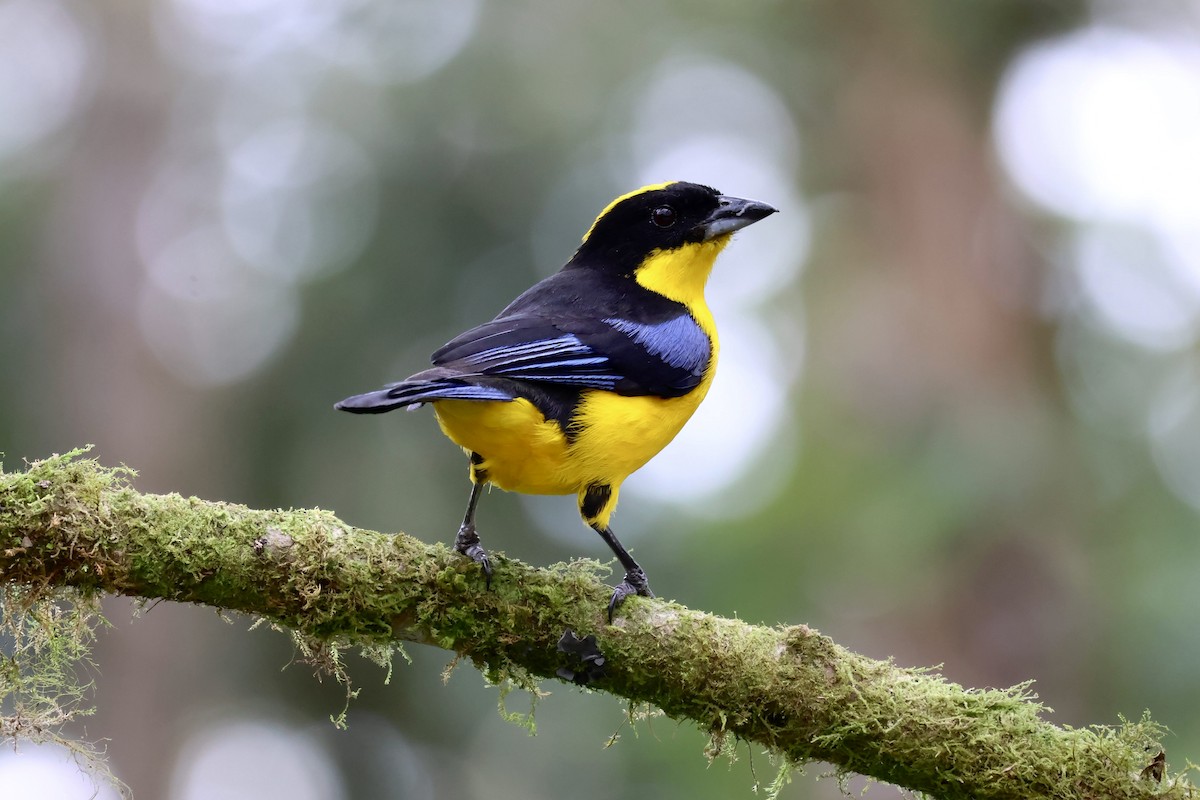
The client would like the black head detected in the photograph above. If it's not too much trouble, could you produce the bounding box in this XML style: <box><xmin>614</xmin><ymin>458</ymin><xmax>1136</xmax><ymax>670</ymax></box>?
<box><xmin>569</xmin><ymin>181</ymin><xmax>777</xmax><ymax>275</ymax></box>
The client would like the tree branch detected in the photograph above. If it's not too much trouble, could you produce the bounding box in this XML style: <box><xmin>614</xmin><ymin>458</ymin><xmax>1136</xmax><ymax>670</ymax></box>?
<box><xmin>0</xmin><ymin>451</ymin><xmax>1190</xmax><ymax>799</ymax></box>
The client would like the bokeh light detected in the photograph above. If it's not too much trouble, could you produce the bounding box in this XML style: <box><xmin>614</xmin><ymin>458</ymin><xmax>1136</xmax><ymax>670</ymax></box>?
<box><xmin>0</xmin><ymin>742</ymin><xmax>121</xmax><ymax>800</ymax></box>
<box><xmin>1072</xmin><ymin>225</ymin><xmax>1199</xmax><ymax>351</ymax></box>
<box><xmin>220</xmin><ymin>118</ymin><xmax>377</xmax><ymax>282</ymax></box>
<box><xmin>159</xmin><ymin>0</ymin><xmax>479</xmax><ymax>82</ymax></box>
<box><xmin>309</xmin><ymin>0</ymin><xmax>481</xmax><ymax>84</ymax></box>
<box><xmin>994</xmin><ymin>21</ymin><xmax>1200</xmax><ymax>511</ymax></box>
<box><xmin>0</xmin><ymin>0</ymin><xmax>90</xmax><ymax>169</ymax></box>
<box><xmin>995</xmin><ymin>27</ymin><xmax>1200</xmax><ymax>348</ymax></box>
<box><xmin>1149</xmin><ymin>364</ymin><xmax>1200</xmax><ymax>510</ymax></box>
<box><xmin>136</xmin><ymin>223</ymin><xmax>301</xmax><ymax>386</ymax></box>
<box><xmin>994</xmin><ymin>27</ymin><xmax>1200</xmax><ymax>224</ymax></box>
<box><xmin>169</xmin><ymin>717</ymin><xmax>345</xmax><ymax>800</ymax></box>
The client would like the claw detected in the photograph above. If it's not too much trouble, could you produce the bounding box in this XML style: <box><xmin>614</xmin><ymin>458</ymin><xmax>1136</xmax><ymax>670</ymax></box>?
<box><xmin>454</xmin><ymin>524</ymin><xmax>493</xmax><ymax>587</ymax></box>
<box><xmin>607</xmin><ymin>567</ymin><xmax>654</xmax><ymax>622</ymax></box>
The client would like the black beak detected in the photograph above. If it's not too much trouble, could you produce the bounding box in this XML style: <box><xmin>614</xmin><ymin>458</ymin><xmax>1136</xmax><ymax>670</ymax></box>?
<box><xmin>699</xmin><ymin>195</ymin><xmax>778</xmax><ymax>241</ymax></box>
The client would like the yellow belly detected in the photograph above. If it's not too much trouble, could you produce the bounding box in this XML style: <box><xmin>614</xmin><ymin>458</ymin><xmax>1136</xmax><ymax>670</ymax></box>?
<box><xmin>433</xmin><ymin>397</ymin><xmax>573</xmax><ymax>494</ymax></box>
<box><xmin>431</xmin><ymin>380</ymin><xmax>711</xmax><ymax>497</ymax></box>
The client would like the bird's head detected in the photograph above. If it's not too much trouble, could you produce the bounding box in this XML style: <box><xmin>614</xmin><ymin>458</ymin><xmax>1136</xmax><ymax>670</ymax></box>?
<box><xmin>571</xmin><ymin>181</ymin><xmax>776</xmax><ymax>276</ymax></box>
<box><xmin>569</xmin><ymin>181</ymin><xmax>777</xmax><ymax>303</ymax></box>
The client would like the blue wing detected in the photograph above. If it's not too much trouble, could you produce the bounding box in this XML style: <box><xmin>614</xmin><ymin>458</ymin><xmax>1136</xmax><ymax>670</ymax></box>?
<box><xmin>603</xmin><ymin>315</ymin><xmax>710</xmax><ymax>376</ymax></box>
<box><xmin>336</xmin><ymin>268</ymin><xmax>714</xmax><ymax>414</ymax></box>
<box><xmin>431</xmin><ymin>310</ymin><xmax>710</xmax><ymax>397</ymax></box>
<box><xmin>436</xmin><ymin>319</ymin><xmax>620</xmax><ymax>389</ymax></box>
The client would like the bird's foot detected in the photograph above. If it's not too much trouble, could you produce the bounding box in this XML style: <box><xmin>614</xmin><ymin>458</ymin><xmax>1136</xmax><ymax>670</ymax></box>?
<box><xmin>454</xmin><ymin>524</ymin><xmax>493</xmax><ymax>586</ymax></box>
<box><xmin>607</xmin><ymin>567</ymin><xmax>654</xmax><ymax>622</ymax></box>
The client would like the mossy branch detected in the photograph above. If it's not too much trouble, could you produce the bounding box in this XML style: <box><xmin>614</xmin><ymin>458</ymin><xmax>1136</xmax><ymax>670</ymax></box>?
<box><xmin>0</xmin><ymin>450</ymin><xmax>1192</xmax><ymax>799</ymax></box>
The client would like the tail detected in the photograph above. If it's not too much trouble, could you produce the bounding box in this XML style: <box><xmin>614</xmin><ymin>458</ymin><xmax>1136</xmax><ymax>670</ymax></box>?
<box><xmin>335</xmin><ymin>378</ymin><xmax>513</xmax><ymax>414</ymax></box>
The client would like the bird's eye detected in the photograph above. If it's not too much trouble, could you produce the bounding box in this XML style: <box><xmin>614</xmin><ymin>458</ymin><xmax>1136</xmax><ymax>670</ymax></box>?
<box><xmin>651</xmin><ymin>205</ymin><xmax>677</xmax><ymax>228</ymax></box>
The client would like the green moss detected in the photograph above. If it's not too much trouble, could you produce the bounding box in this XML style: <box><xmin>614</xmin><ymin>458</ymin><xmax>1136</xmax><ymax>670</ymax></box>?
<box><xmin>2</xmin><ymin>449</ymin><xmax>1198</xmax><ymax>799</ymax></box>
<box><xmin>0</xmin><ymin>587</ymin><xmax>121</xmax><ymax>795</ymax></box>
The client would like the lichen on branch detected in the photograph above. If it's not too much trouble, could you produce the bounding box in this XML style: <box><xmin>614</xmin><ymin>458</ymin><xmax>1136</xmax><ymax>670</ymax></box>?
<box><xmin>0</xmin><ymin>450</ymin><xmax>1192</xmax><ymax>800</ymax></box>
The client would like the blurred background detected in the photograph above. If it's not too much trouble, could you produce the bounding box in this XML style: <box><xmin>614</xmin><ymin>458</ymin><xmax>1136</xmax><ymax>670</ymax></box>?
<box><xmin>2</xmin><ymin>0</ymin><xmax>1200</xmax><ymax>797</ymax></box>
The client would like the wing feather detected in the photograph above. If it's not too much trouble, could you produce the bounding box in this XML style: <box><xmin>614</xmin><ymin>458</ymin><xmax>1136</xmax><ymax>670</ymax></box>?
<box><xmin>431</xmin><ymin>308</ymin><xmax>709</xmax><ymax>397</ymax></box>
<box><xmin>339</xmin><ymin>267</ymin><xmax>714</xmax><ymax>416</ymax></box>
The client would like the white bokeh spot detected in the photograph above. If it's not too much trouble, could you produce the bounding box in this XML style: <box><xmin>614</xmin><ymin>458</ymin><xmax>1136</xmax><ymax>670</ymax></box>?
<box><xmin>0</xmin><ymin>0</ymin><xmax>90</xmax><ymax>165</ymax></box>
<box><xmin>170</xmin><ymin>717</ymin><xmax>344</xmax><ymax>800</ymax></box>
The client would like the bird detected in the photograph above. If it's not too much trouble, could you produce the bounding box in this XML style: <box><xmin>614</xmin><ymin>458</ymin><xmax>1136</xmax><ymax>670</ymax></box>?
<box><xmin>336</xmin><ymin>181</ymin><xmax>777</xmax><ymax>619</ymax></box>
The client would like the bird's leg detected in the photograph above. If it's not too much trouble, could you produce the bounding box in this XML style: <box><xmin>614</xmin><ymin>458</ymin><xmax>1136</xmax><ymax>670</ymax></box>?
<box><xmin>581</xmin><ymin>483</ymin><xmax>653</xmax><ymax>620</ymax></box>
<box><xmin>591</xmin><ymin>523</ymin><xmax>654</xmax><ymax>621</ymax></box>
<box><xmin>454</xmin><ymin>453</ymin><xmax>492</xmax><ymax>584</ymax></box>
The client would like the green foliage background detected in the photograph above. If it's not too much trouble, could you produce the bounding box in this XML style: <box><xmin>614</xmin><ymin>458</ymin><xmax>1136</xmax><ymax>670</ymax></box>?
<box><xmin>2</xmin><ymin>1</ymin><xmax>1198</xmax><ymax>797</ymax></box>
